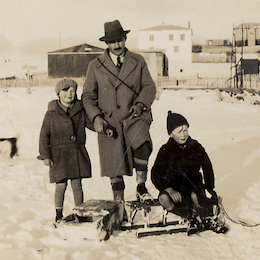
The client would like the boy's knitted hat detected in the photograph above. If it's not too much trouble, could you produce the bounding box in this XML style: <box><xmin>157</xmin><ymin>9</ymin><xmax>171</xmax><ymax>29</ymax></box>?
<box><xmin>167</xmin><ymin>111</ymin><xmax>189</xmax><ymax>135</ymax></box>
<box><xmin>55</xmin><ymin>78</ymin><xmax>78</xmax><ymax>95</ymax></box>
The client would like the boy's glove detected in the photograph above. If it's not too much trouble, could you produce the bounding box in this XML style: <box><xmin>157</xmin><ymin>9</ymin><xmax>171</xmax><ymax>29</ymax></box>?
<box><xmin>206</xmin><ymin>189</ymin><xmax>218</xmax><ymax>204</ymax></box>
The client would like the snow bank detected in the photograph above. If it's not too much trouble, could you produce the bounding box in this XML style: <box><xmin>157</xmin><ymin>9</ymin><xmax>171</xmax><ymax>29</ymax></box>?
<box><xmin>0</xmin><ymin>86</ymin><xmax>260</xmax><ymax>260</ymax></box>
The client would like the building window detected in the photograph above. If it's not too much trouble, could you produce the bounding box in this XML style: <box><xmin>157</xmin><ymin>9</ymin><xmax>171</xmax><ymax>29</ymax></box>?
<box><xmin>180</xmin><ymin>34</ymin><xmax>185</xmax><ymax>41</ymax></box>
<box><xmin>169</xmin><ymin>34</ymin><xmax>174</xmax><ymax>41</ymax></box>
<box><xmin>174</xmin><ymin>46</ymin><xmax>179</xmax><ymax>53</ymax></box>
<box><xmin>149</xmin><ymin>35</ymin><xmax>154</xmax><ymax>41</ymax></box>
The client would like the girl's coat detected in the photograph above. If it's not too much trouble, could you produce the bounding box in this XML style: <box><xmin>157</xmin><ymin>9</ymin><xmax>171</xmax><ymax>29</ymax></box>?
<box><xmin>39</xmin><ymin>100</ymin><xmax>93</xmax><ymax>183</ymax></box>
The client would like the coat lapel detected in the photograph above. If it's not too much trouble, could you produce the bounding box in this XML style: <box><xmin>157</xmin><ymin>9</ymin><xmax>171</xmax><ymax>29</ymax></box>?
<box><xmin>69</xmin><ymin>100</ymin><xmax>83</xmax><ymax>117</ymax></box>
<box><xmin>98</xmin><ymin>50</ymin><xmax>119</xmax><ymax>79</ymax></box>
<box><xmin>48</xmin><ymin>100</ymin><xmax>82</xmax><ymax>118</ymax></box>
<box><xmin>98</xmin><ymin>49</ymin><xmax>138</xmax><ymax>89</ymax></box>
<box><xmin>116</xmin><ymin>50</ymin><xmax>138</xmax><ymax>88</ymax></box>
<box><xmin>48</xmin><ymin>100</ymin><xmax>66</xmax><ymax>115</ymax></box>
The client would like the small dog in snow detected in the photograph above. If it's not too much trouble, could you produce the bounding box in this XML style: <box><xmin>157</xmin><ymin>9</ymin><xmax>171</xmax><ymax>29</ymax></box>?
<box><xmin>0</xmin><ymin>138</ymin><xmax>18</xmax><ymax>166</ymax></box>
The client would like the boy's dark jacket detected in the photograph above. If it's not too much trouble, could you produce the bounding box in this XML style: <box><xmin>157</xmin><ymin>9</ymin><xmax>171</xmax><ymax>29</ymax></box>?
<box><xmin>39</xmin><ymin>99</ymin><xmax>94</xmax><ymax>183</ymax></box>
<box><xmin>151</xmin><ymin>137</ymin><xmax>215</xmax><ymax>195</ymax></box>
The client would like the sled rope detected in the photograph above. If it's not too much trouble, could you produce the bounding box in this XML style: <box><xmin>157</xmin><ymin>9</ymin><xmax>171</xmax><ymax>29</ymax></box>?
<box><xmin>218</xmin><ymin>197</ymin><xmax>260</xmax><ymax>227</ymax></box>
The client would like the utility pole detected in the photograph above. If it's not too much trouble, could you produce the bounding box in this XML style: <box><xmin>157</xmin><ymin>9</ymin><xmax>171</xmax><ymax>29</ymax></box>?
<box><xmin>3</xmin><ymin>28</ymin><xmax>6</xmax><ymax>64</ymax></box>
<box><xmin>241</xmin><ymin>24</ymin><xmax>244</xmax><ymax>89</ymax></box>
<box><xmin>59</xmin><ymin>31</ymin><xmax>61</xmax><ymax>49</ymax></box>
<box><xmin>234</xmin><ymin>26</ymin><xmax>238</xmax><ymax>88</ymax></box>
<box><xmin>230</xmin><ymin>24</ymin><xmax>234</xmax><ymax>88</ymax></box>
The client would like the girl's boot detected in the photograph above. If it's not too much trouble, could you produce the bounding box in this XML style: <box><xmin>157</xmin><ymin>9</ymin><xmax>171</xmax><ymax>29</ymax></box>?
<box><xmin>55</xmin><ymin>208</ymin><xmax>63</xmax><ymax>223</ymax></box>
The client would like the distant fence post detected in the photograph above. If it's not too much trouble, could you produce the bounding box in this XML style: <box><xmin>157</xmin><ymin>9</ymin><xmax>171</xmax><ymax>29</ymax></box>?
<box><xmin>196</xmin><ymin>74</ymin><xmax>199</xmax><ymax>86</ymax></box>
<box><xmin>156</xmin><ymin>76</ymin><xmax>162</xmax><ymax>100</ymax></box>
<box><xmin>21</xmin><ymin>64</ymin><xmax>37</xmax><ymax>94</ymax></box>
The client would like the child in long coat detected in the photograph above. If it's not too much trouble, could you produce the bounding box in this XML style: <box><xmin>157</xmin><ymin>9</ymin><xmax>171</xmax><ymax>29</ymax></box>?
<box><xmin>151</xmin><ymin>111</ymin><xmax>226</xmax><ymax>235</ymax></box>
<box><xmin>39</xmin><ymin>79</ymin><xmax>94</xmax><ymax>222</ymax></box>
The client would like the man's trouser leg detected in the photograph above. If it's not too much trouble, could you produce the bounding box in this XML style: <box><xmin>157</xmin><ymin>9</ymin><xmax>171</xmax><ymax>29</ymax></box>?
<box><xmin>110</xmin><ymin>176</ymin><xmax>125</xmax><ymax>201</ymax></box>
<box><xmin>133</xmin><ymin>141</ymin><xmax>153</xmax><ymax>201</ymax></box>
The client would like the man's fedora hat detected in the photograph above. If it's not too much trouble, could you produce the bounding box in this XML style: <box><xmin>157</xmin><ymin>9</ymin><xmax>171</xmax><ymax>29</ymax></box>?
<box><xmin>99</xmin><ymin>20</ymin><xmax>130</xmax><ymax>42</ymax></box>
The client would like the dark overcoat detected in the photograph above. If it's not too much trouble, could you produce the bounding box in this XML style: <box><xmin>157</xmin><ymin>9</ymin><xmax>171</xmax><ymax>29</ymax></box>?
<box><xmin>151</xmin><ymin>137</ymin><xmax>215</xmax><ymax>196</ymax></box>
<box><xmin>39</xmin><ymin>100</ymin><xmax>93</xmax><ymax>183</ymax></box>
<box><xmin>82</xmin><ymin>49</ymin><xmax>156</xmax><ymax>178</ymax></box>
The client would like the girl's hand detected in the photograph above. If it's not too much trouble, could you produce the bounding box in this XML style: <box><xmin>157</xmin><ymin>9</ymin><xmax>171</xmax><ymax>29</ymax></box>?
<box><xmin>44</xmin><ymin>159</ymin><xmax>53</xmax><ymax>167</ymax></box>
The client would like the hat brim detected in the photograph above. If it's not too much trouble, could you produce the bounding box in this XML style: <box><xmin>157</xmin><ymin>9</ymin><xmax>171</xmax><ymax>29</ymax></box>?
<box><xmin>99</xmin><ymin>30</ymin><xmax>130</xmax><ymax>42</ymax></box>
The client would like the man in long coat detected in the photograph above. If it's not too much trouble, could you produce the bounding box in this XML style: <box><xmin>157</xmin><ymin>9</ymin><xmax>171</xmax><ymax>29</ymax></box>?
<box><xmin>82</xmin><ymin>20</ymin><xmax>156</xmax><ymax>202</ymax></box>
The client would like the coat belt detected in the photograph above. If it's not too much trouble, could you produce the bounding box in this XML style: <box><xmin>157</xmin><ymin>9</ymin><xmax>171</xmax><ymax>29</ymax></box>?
<box><xmin>51</xmin><ymin>142</ymin><xmax>85</xmax><ymax>149</ymax></box>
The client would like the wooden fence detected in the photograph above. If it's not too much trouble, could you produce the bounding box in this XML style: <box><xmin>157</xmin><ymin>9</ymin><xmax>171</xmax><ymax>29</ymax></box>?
<box><xmin>158</xmin><ymin>74</ymin><xmax>259</xmax><ymax>90</ymax></box>
<box><xmin>0</xmin><ymin>73</ymin><xmax>259</xmax><ymax>93</ymax></box>
<box><xmin>0</xmin><ymin>74</ymin><xmax>86</xmax><ymax>89</ymax></box>
<box><xmin>158</xmin><ymin>76</ymin><xmax>230</xmax><ymax>89</ymax></box>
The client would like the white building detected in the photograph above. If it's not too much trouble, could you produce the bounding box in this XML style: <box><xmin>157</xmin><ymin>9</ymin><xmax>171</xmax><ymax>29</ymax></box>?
<box><xmin>138</xmin><ymin>24</ymin><xmax>192</xmax><ymax>65</ymax></box>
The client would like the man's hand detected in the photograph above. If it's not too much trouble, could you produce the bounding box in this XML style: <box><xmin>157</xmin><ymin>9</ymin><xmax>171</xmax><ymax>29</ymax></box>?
<box><xmin>44</xmin><ymin>159</ymin><xmax>53</xmax><ymax>167</ymax></box>
<box><xmin>129</xmin><ymin>103</ymin><xmax>144</xmax><ymax>120</ymax></box>
<box><xmin>165</xmin><ymin>187</ymin><xmax>182</xmax><ymax>203</ymax></box>
<box><xmin>94</xmin><ymin>116</ymin><xmax>107</xmax><ymax>133</ymax></box>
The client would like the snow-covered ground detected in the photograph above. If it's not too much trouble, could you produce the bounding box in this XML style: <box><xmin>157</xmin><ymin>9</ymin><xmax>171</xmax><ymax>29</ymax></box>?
<box><xmin>0</xmin><ymin>85</ymin><xmax>260</xmax><ymax>260</ymax></box>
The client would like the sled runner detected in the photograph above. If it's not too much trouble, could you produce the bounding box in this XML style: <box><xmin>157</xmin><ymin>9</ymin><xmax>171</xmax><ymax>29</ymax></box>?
<box><xmin>54</xmin><ymin>197</ymin><xmax>228</xmax><ymax>241</ymax></box>
<box><xmin>122</xmin><ymin>199</ymin><xmax>188</xmax><ymax>238</ymax></box>
<box><xmin>122</xmin><ymin>197</ymin><xmax>228</xmax><ymax>238</ymax></box>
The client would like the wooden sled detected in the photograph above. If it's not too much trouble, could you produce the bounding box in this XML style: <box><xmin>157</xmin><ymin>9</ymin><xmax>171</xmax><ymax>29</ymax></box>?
<box><xmin>55</xmin><ymin>199</ymin><xmax>124</xmax><ymax>241</ymax></box>
<box><xmin>122</xmin><ymin>199</ymin><xmax>188</xmax><ymax>238</ymax></box>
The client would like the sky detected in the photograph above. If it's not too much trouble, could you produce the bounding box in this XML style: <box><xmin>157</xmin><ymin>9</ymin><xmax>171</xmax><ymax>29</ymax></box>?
<box><xmin>0</xmin><ymin>0</ymin><xmax>260</xmax><ymax>57</ymax></box>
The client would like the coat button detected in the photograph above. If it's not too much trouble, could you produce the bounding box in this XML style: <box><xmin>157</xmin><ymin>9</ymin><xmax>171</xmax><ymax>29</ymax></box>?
<box><xmin>70</xmin><ymin>135</ymin><xmax>76</xmax><ymax>141</ymax></box>
<box><xmin>117</xmin><ymin>105</ymin><xmax>121</xmax><ymax>109</ymax></box>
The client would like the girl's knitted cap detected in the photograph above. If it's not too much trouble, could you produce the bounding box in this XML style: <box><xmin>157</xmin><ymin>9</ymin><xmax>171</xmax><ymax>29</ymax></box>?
<box><xmin>55</xmin><ymin>78</ymin><xmax>77</xmax><ymax>95</ymax></box>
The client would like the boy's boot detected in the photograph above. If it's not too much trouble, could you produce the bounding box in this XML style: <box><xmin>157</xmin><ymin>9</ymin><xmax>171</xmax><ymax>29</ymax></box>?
<box><xmin>211</xmin><ymin>223</ymin><xmax>229</xmax><ymax>234</ymax></box>
<box><xmin>206</xmin><ymin>216</ymin><xmax>228</xmax><ymax>234</ymax></box>
<box><xmin>55</xmin><ymin>208</ymin><xmax>63</xmax><ymax>223</ymax></box>
<box><xmin>187</xmin><ymin>214</ymin><xmax>203</xmax><ymax>236</ymax></box>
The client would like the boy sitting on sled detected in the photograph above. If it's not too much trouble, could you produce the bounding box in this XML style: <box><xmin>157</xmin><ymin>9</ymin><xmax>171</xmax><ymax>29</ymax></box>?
<box><xmin>151</xmin><ymin>111</ymin><xmax>227</xmax><ymax>235</ymax></box>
